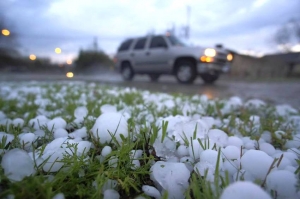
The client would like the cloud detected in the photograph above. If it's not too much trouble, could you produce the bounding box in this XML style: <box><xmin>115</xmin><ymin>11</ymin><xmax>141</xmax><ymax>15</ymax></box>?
<box><xmin>1</xmin><ymin>0</ymin><xmax>300</xmax><ymax>62</ymax></box>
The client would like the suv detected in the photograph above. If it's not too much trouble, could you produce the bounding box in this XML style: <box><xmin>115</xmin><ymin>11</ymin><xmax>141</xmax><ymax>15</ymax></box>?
<box><xmin>114</xmin><ymin>34</ymin><xmax>233</xmax><ymax>84</ymax></box>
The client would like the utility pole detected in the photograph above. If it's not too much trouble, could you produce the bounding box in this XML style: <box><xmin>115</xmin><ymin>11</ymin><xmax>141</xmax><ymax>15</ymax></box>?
<box><xmin>93</xmin><ymin>37</ymin><xmax>98</xmax><ymax>52</ymax></box>
<box><xmin>186</xmin><ymin>5</ymin><xmax>191</xmax><ymax>39</ymax></box>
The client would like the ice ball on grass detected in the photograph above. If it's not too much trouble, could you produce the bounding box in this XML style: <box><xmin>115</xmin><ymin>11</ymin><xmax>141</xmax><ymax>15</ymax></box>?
<box><xmin>223</xmin><ymin>159</ymin><xmax>239</xmax><ymax>176</ymax></box>
<box><xmin>108</xmin><ymin>156</ymin><xmax>118</xmax><ymax>168</ymax></box>
<box><xmin>241</xmin><ymin>149</ymin><xmax>274</xmax><ymax>180</ymax></box>
<box><xmin>100</xmin><ymin>104</ymin><xmax>117</xmax><ymax>113</ymax></box>
<box><xmin>74</xmin><ymin>106</ymin><xmax>88</xmax><ymax>119</ymax></box>
<box><xmin>150</xmin><ymin>161</ymin><xmax>191</xmax><ymax>199</ymax></box>
<box><xmin>91</xmin><ymin>112</ymin><xmax>128</xmax><ymax>144</ymax></box>
<box><xmin>12</xmin><ymin>118</ymin><xmax>24</xmax><ymax>127</ymax></box>
<box><xmin>101</xmin><ymin>179</ymin><xmax>118</xmax><ymax>192</ymax></box>
<box><xmin>244</xmin><ymin>99</ymin><xmax>266</xmax><ymax>109</ymax></box>
<box><xmin>52</xmin><ymin>193</ymin><xmax>65</xmax><ymax>199</ymax></box>
<box><xmin>266</xmin><ymin>170</ymin><xmax>297</xmax><ymax>198</ymax></box>
<box><xmin>188</xmin><ymin>139</ymin><xmax>204</xmax><ymax>161</ymax></box>
<box><xmin>0</xmin><ymin>111</ymin><xmax>6</xmax><ymax>120</ymax></box>
<box><xmin>54</xmin><ymin>128</ymin><xmax>68</xmax><ymax>139</ymax></box>
<box><xmin>194</xmin><ymin>161</ymin><xmax>216</xmax><ymax>178</ymax></box>
<box><xmin>153</xmin><ymin>137</ymin><xmax>176</xmax><ymax>159</ymax></box>
<box><xmin>0</xmin><ymin>132</ymin><xmax>14</xmax><ymax>147</ymax></box>
<box><xmin>42</xmin><ymin>148</ymin><xmax>65</xmax><ymax>172</ymax></box>
<box><xmin>227</xmin><ymin>136</ymin><xmax>243</xmax><ymax>148</ymax></box>
<box><xmin>275</xmin><ymin>104</ymin><xmax>298</xmax><ymax>117</ymax></box>
<box><xmin>47</xmin><ymin>117</ymin><xmax>67</xmax><ymax>132</ymax></box>
<box><xmin>142</xmin><ymin>185</ymin><xmax>161</xmax><ymax>199</ymax></box>
<box><xmin>259</xmin><ymin>143</ymin><xmax>276</xmax><ymax>156</ymax></box>
<box><xmin>103</xmin><ymin>189</ymin><xmax>120</xmax><ymax>199</ymax></box>
<box><xmin>220</xmin><ymin>181</ymin><xmax>272</xmax><ymax>199</ymax></box>
<box><xmin>261</xmin><ymin>131</ymin><xmax>272</xmax><ymax>143</ymax></box>
<box><xmin>76</xmin><ymin>141</ymin><xmax>91</xmax><ymax>155</ymax></box>
<box><xmin>177</xmin><ymin>145</ymin><xmax>189</xmax><ymax>157</ymax></box>
<box><xmin>222</xmin><ymin>145</ymin><xmax>240</xmax><ymax>160</ymax></box>
<box><xmin>68</xmin><ymin>127</ymin><xmax>88</xmax><ymax>139</ymax></box>
<box><xmin>172</xmin><ymin>119</ymin><xmax>209</xmax><ymax>144</ymax></box>
<box><xmin>29</xmin><ymin>115</ymin><xmax>49</xmax><ymax>130</ymax></box>
<box><xmin>274</xmin><ymin>130</ymin><xmax>286</xmax><ymax>139</ymax></box>
<box><xmin>208</xmin><ymin>129</ymin><xmax>228</xmax><ymax>148</ymax></box>
<box><xmin>101</xmin><ymin>146</ymin><xmax>112</xmax><ymax>157</ymax></box>
<box><xmin>200</xmin><ymin>149</ymin><xmax>223</xmax><ymax>168</ymax></box>
<box><xmin>1</xmin><ymin>148</ymin><xmax>36</xmax><ymax>181</ymax></box>
<box><xmin>19</xmin><ymin>133</ymin><xmax>36</xmax><ymax>150</ymax></box>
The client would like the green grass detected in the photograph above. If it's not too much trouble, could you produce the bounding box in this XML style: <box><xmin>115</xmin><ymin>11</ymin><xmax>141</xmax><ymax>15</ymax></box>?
<box><xmin>0</xmin><ymin>81</ymin><xmax>299</xmax><ymax>199</ymax></box>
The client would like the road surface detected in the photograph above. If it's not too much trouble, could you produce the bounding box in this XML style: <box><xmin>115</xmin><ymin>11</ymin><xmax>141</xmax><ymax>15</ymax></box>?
<box><xmin>0</xmin><ymin>72</ymin><xmax>300</xmax><ymax>108</ymax></box>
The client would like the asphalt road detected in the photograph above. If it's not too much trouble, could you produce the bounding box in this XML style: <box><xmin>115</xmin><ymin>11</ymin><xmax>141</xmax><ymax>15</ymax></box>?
<box><xmin>0</xmin><ymin>72</ymin><xmax>300</xmax><ymax>108</ymax></box>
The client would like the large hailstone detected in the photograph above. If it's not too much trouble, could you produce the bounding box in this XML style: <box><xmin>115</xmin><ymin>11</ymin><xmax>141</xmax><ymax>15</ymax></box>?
<box><xmin>91</xmin><ymin>112</ymin><xmax>128</xmax><ymax>144</ymax></box>
<box><xmin>1</xmin><ymin>148</ymin><xmax>36</xmax><ymax>181</ymax></box>
<box><xmin>150</xmin><ymin>161</ymin><xmax>191</xmax><ymax>199</ymax></box>
<box><xmin>266</xmin><ymin>170</ymin><xmax>298</xmax><ymax>198</ymax></box>
<box><xmin>241</xmin><ymin>150</ymin><xmax>274</xmax><ymax>180</ymax></box>
<box><xmin>220</xmin><ymin>181</ymin><xmax>272</xmax><ymax>199</ymax></box>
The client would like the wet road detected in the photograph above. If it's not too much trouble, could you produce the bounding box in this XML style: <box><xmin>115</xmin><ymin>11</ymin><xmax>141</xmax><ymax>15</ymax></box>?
<box><xmin>0</xmin><ymin>72</ymin><xmax>300</xmax><ymax>108</ymax></box>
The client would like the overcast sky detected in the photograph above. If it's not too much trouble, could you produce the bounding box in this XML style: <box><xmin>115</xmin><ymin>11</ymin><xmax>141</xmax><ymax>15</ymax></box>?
<box><xmin>1</xmin><ymin>0</ymin><xmax>300</xmax><ymax>62</ymax></box>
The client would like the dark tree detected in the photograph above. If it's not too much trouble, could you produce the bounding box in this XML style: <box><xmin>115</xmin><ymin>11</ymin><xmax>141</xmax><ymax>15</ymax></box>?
<box><xmin>274</xmin><ymin>18</ymin><xmax>300</xmax><ymax>52</ymax></box>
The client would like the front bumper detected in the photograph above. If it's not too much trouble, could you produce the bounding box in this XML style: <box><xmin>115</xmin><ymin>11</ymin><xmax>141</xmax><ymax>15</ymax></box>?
<box><xmin>197</xmin><ymin>62</ymin><xmax>231</xmax><ymax>74</ymax></box>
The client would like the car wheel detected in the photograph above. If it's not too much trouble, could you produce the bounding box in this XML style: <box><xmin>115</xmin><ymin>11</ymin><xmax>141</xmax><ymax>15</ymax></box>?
<box><xmin>121</xmin><ymin>62</ymin><xmax>134</xmax><ymax>81</ymax></box>
<box><xmin>175</xmin><ymin>60</ymin><xmax>197</xmax><ymax>84</ymax></box>
<box><xmin>149</xmin><ymin>74</ymin><xmax>160</xmax><ymax>82</ymax></box>
<box><xmin>200</xmin><ymin>73</ymin><xmax>219</xmax><ymax>84</ymax></box>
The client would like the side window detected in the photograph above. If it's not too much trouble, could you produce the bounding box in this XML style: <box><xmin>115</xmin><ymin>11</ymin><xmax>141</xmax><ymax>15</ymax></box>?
<box><xmin>133</xmin><ymin>38</ymin><xmax>147</xmax><ymax>50</ymax></box>
<box><xmin>149</xmin><ymin>36</ymin><xmax>167</xmax><ymax>48</ymax></box>
<box><xmin>118</xmin><ymin>39</ymin><xmax>133</xmax><ymax>52</ymax></box>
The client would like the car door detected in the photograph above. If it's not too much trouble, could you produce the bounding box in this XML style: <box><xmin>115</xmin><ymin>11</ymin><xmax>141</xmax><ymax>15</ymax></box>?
<box><xmin>130</xmin><ymin>37</ymin><xmax>148</xmax><ymax>73</ymax></box>
<box><xmin>144</xmin><ymin>36</ymin><xmax>170</xmax><ymax>73</ymax></box>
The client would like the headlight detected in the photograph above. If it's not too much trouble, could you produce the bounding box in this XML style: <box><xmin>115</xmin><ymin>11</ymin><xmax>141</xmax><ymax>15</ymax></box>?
<box><xmin>204</xmin><ymin>48</ymin><xmax>216</xmax><ymax>57</ymax></box>
<box><xmin>227</xmin><ymin>53</ymin><xmax>233</xmax><ymax>61</ymax></box>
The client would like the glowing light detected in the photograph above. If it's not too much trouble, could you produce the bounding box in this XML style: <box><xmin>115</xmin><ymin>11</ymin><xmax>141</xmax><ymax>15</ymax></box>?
<box><xmin>291</xmin><ymin>44</ymin><xmax>300</xmax><ymax>52</ymax></box>
<box><xmin>204</xmin><ymin>48</ymin><xmax>216</xmax><ymax>57</ymax></box>
<box><xmin>29</xmin><ymin>54</ymin><xmax>36</xmax><ymax>61</ymax></box>
<box><xmin>1</xmin><ymin>29</ymin><xmax>10</xmax><ymax>36</ymax></box>
<box><xmin>66</xmin><ymin>59</ymin><xmax>72</xmax><ymax>65</ymax></box>
<box><xmin>66</xmin><ymin>72</ymin><xmax>74</xmax><ymax>78</ymax></box>
<box><xmin>227</xmin><ymin>53</ymin><xmax>233</xmax><ymax>61</ymax></box>
<box><xmin>200</xmin><ymin>56</ymin><xmax>214</xmax><ymax>63</ymax></box>
<box><xmin>55</xmin><ymin>48</ymin><xmax>62</xmax><ymax>54</ymax></box>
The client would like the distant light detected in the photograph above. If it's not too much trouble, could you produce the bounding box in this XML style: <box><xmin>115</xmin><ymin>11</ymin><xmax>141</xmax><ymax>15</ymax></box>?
<box><xmin>66</xmin><ymin>59</ymin><xmax>72</xmax><ymax>65</ymax></box>
<box><xmin>227</xmin><ymin>53</ymin><xmax>233</xmax><ymax>61</ymax></box>
<box><xmin>200</xmin><ymin>56</ymin><xmax>214</xmax><ymax>63</ymax></box>
<box><xmin>1</xmin><ymin>29</ymin><xmax>10</xmax><ymax>36</ymax></box>
<box><xmin>66</xmin><ymin>72</ymin><xmax>74</xmax><ymax>78</ymax></box>
<box><xmin>291</xmin><ymin>44</ymin><xmax>300</xmax><ymax>52</ymax></box>
<box><xmin>55</xmin><ymin>48</ymin><xmax>62</xmax><ymax>54</ymax></box>
<box><xmin>29</xmin><ymin>54</ymin><xmax>36</xmax><ymax>61</ymax></box>
<box><xmin>204</xmin><ymin>48</ymin><xmax>216</xmax><ymax>57</ymax></box>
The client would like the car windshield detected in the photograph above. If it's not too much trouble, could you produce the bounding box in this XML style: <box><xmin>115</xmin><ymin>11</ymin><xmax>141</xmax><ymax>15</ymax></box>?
<box><xmin>167</xmin><ymin>36</ymin><xmax>187</xmax><ymax>47</ymax></box>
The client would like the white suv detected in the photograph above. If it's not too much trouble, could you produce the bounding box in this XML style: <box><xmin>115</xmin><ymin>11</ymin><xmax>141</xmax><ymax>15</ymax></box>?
<box><xmin>114</xmin><ymin>34</ymin><xmax>233</xmax><ymax>84</ymax></box>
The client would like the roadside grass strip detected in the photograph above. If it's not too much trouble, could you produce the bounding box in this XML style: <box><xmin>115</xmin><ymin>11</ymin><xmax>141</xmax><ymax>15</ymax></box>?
<box><xmin>0</xmin><ymin>81</ymin><xmax>300</xmax><ymax>199</ymax></box>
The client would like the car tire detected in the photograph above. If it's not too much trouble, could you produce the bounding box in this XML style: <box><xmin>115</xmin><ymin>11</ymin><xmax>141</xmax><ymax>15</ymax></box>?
<box><xmin>175</xmin><ymin>60</ymin><xmax>197</xmax><ymax>84</ymax></box>
<box><xmin>200</xmin><ymin>73</ymin><xmax>219</xmax><ymax>84</ymax></box>
<box><xmin>149</xmin><ymin>74</ymin><xmax>160</xmax><ymax>82</ymax></box>
<box><xmin>121</xmin><ymin>62</ymin><xmax>134</xmax><ymax>81</ymax></box>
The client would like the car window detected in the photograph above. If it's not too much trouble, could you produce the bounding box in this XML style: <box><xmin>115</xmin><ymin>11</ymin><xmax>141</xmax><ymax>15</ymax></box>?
<box><xmin>133</xmin><ymin>38</ymin><xmax>147</xmax><ymax>50</ymax></box>
<box><xmin>149</xmin><ymin>36</ymin><xmax>167</xmax><ymax>48</ymax></box>
<box><xmin>167</xmin><ymin>36</ymin><xmax>187</xmax><ymax>46</ymax></box>
<box><xmin>118</xmin><ymin>39</ymin><xmax>133</xmax><ymax>52</ymax></box>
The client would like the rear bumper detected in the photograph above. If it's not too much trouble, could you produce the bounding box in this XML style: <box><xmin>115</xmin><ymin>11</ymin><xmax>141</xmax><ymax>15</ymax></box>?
<box><xmin>197</xmin><ymin>62</ymin><xmax>231</xmax><ymax>74</ymax></box>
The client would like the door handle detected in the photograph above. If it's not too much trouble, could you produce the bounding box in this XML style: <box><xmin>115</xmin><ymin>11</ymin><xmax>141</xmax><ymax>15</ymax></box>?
<box><xmin>146</xmin><ymin>52</ymin><xmax>150</xmax><ymax>55</ymax></box>
<box><xmin>130</xmin><ymin>53</ymin><xmax>135</xmax><ymax>56</ymax></box>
